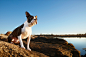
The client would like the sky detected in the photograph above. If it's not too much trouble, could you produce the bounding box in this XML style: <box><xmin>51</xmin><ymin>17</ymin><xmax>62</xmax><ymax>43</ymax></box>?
<box><xmin>0</xmin><ymin>0</ymin><xmax>86</xmax><ymax>35</ymax></box>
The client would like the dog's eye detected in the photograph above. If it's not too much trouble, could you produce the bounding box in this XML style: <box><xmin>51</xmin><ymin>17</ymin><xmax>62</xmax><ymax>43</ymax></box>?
<box><xmin>34</xmin><ymin>19</ymin><xmax>36</xmax><ymax>20</ymax></box>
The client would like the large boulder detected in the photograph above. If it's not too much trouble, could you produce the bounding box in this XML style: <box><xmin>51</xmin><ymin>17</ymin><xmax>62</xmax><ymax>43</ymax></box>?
<box><xmin>0</xmin><ymin>34</ymin><xmax>81</xmax><ymax>57</ymax></box>
<box><xmin>28</xmin><ymin>37</ymin><xmax>80</xmax><ymax>57</ymax></box>
<box><xmin>0</xmin><ymin>41</ymin><xmax>48</xmax><ymax>57</ymax></box>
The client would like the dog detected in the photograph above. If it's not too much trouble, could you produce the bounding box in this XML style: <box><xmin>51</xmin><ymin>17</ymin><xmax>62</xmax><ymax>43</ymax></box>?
<box><xmin>8</xmin><ymin>11</ymin><xmax>37</xmax><ymax>51</ymax></box>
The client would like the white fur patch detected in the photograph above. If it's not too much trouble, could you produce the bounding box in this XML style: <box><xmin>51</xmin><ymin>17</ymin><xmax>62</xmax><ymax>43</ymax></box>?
<box><xmin>21</xmin><ymin>21</ymin><xmax>32</xmax><ymax>39</ymax></box>
<box><xmin>12</xmin><ymin>39</ymin><xmax>14</xmax><ymax>41</ymax></box>
<box><xmin>34</xmin><ymin>16</ymin><xmax>36</xmax><ymax>19</ymax></box>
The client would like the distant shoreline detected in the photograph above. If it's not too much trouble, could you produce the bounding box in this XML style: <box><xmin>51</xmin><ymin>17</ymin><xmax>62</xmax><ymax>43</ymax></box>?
<box><xmin>34</xmin><ymin>34</ymin><xmax>86</xmax><ymax>37</ymax></box>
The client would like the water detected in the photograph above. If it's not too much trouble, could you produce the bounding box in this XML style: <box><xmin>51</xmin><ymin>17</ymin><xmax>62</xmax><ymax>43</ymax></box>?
<box><xmin>61</xmin><ymin>37</ymin><xmax>86</xmax><ymax>55</ymax></box>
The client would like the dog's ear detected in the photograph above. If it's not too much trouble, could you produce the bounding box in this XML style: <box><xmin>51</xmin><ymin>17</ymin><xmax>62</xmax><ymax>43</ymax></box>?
<box><xmin>25</xmin><ymin>11</ymin><xmax>30</xmax><ymax>17</ymax></box>
<box><xmin>35</xmin><ymin>15</ymin><xmax>37</xmax><ymax>19</ymax></box>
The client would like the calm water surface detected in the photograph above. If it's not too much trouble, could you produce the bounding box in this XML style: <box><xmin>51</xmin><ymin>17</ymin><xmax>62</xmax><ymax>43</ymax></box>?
<box><xmin>62</xmin><ymin>37</ymin><xmax>86</xmax><ymax>55</ymax></box>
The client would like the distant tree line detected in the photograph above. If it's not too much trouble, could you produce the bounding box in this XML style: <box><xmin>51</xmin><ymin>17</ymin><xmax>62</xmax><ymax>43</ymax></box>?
<box><xmin>35</xmin><ymin>33</ymin><xmax>86</xmax><ymax>37</ymax></box>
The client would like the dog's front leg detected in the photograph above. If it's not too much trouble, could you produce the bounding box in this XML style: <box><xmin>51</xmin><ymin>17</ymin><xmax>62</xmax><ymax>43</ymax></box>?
<box><xmin>18</xmin><ymin>35</ymin><xmax>25</xmax><ymax>49</ymax></box>
<box><xmin>27</xmin><ymin>35</ymin><xmax>31</xmax><ymax>51</ymax></box>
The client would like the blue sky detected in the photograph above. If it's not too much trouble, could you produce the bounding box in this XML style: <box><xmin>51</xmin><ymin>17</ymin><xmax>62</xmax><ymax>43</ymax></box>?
<box><xmin>0</xmin><ymin>0</ymin><xmax>86</xmax><ymax>34</ymax></box>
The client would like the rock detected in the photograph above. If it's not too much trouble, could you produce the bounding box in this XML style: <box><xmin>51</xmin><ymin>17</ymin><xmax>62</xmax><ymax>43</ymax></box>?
<box><xmin>31</xmin><ymin>37</ymin><xmax>68</xmax><ymax>45</ymax></box>
<box><xmin>68</xmin><ymin>43</ymin><xmax>75</xmax><ymax>49</ymax></box>
<box><xmin>0</xmin><ymin>41</ymin><xmax>48</xmax><ymax>57</ymax></box>
<box><xmin>83</xmin><ymin>48</ymin><xmax>86</xmax><ymax>50</ymax></box>
<box><xmin>0</xmin><ymin>34</ymin><xmax>81</xmax><ymax>57</ymax></box>
<box><xmin>71</xmin><ymin>50</ymin><xmax>81</xmax><ymax>57</ymax></box>
<box><xmin>81</xmin><ymin>54</ymin><xmax>86</xmax><ymax>57</ymax></box>
<box><xmin>0</xmin><ymin>34</ymin><xmax>8</xmax><ymax>42</ymax></box>
<box><xmin>23</xmin><ymin>37</ymin><xmax>81</xmax><ymax>57</ymax></box>
<box><xmin>5</xmin><ymin>31</ymin><xmax>12</xmax><ymax>36</ymax></box>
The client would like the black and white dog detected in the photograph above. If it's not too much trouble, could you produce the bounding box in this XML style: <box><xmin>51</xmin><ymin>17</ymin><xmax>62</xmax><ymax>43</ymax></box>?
<box><xmin>8</xmin><ymin>11</ymin><xmax>37</xmax><ymax>51</ymax></box>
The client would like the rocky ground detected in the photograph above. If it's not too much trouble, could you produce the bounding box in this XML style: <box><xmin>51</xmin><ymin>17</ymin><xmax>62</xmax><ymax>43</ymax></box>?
<box><xmin>0</xmin><ymin>31</ymin><xmax>82</xmax><ymax>57</ymax></box>
<box><xmin>0</xmin><ymin>41</ymin><xmax>48</xmax><ymax>57</ymax></box>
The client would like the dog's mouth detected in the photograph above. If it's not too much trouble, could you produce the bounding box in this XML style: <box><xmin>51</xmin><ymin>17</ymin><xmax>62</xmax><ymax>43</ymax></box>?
<box><xmin>36</xmin><ymin>22</ymin><xmax>37</xmax><ymax>24</ymax></box>
<box><xmin>30</xmin><ymin>22</ymin><xmax>37</xmax><ymax>26</ymax></box>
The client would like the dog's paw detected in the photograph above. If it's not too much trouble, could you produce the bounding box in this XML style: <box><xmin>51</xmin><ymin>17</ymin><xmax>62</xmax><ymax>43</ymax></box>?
<box><xmin>21</xmin><ymin>46</ymin><xmax>25</xmax><ymax>49</ymax></box>
<box><xmin>11</xmin><ymin>42</ymin><xmax>14</xmax><ymax>44</ymax></box>
<box><xmin>27</xmin><ymin>48</ymin><xmax>31</xmax><ymax>51</ymax></box>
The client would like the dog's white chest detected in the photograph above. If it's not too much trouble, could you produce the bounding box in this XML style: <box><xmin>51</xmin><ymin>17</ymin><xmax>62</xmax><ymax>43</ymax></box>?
<box><xmin>21</xmin><ymin>27</ymin><xmax>32</xmax><ymax>39</ymax></box>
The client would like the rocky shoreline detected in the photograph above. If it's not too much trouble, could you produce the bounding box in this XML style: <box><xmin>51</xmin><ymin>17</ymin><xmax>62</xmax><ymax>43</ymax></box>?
<box><xmin>0</xmin><ymin>32</ymin><xmax>84</xmax><ymax>57</ymax></box>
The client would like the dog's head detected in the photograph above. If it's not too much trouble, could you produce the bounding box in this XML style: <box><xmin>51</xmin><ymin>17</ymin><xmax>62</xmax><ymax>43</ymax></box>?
<box><xmin>25</xmin><ymin>11</ymin><xmax>37</xmax><ymax>27</ymax></box>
